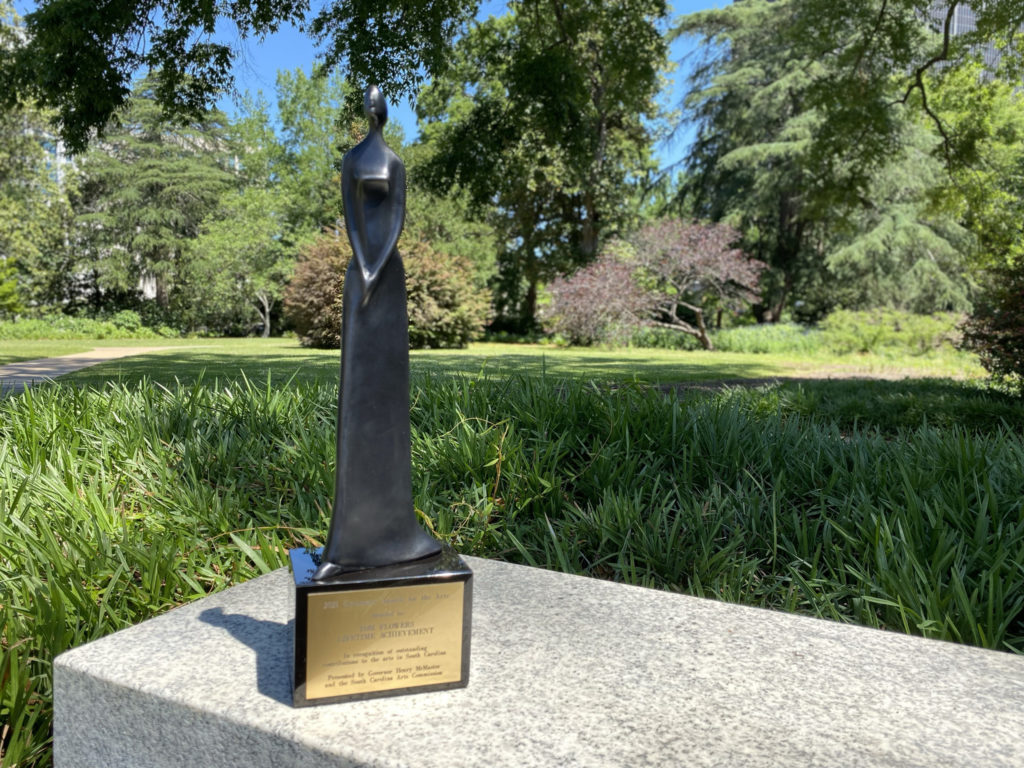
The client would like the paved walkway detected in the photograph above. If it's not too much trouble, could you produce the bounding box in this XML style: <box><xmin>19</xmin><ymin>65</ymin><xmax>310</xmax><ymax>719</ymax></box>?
<box><xmin>0</xmin><ymin>347</ymin><xmax>174</xmax><ymax>396</ymax></box>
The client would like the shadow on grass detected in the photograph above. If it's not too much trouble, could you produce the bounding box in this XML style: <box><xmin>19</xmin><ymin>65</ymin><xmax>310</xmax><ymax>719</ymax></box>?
<box><xmin>62</xmin><ymin>350</ymin><xmax>341</xmax><ymax>388</ymax></box>
<box><xmin>411</xmin><ymin>350</ymin><xmax>787</xmax><ymax>383</ymax></box>
<box><xmin>59</xmin><ymin>347</ymin><xmax>789</xmax><ymax>389</ymax></box>
<box><xmin>715</xmin><ymin>377</ymin><xmax>1024</xmax><ymax>434</ymax></box>
<box><xmin>51</xmin><ymin>345</ymin><xmax>1021</xmax><ymax>434</ymax></box>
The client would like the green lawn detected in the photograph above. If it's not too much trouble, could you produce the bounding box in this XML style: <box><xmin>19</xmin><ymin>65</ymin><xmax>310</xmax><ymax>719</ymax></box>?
<box><xmin>0</xmin><ymin>340</ymin><xmax>100</xmax><ymax>364</ymax></box>
<box><xmin>23</xmin><ymin>338</ymin><xmax>985</xmax><ymax>388</ymax></box>
<box><xmin>0</xmin><ymin>337</ymin><xmax>213</xmax><ymax>366</ymax></box>
<box><xmin>40</xmin><ymin>338</ymin><xmax>1016</xmax><ymax>434</ymax></box>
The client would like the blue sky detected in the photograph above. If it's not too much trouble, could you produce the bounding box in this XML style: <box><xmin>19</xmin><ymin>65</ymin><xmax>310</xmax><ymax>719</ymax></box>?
<box><xmin>14</xmin><ymin>0</ymin><xmax>726</xmax><ymax>168</ymax></box>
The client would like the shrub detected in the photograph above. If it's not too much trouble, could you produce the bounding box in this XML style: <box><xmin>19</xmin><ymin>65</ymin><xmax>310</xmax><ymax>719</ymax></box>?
<box><xmin>0</xmin><ymin>255</ymin><xmax>23</xmax><ymax>319</ymax></box>
<box><xmin>545</xmin><ymin>220</ymin><xmax>764</xmax><ymax>349</ymax></box>
<box><xmin>0</xmin><ymin>313</ymin><xmax>162</xmax><ymax>340</ymax></box>
<box><xmin>110</xmin><ymin>309</ymin><xmax>144</xmax><ymax>333</ymax></box>
<box><xmin>404</xmin><ymin>239</ymin><xmax>490</xmax><ymax>348</ymax></box>
<box><xmin>820</xmin><ymin>309</ymin><xmax>962</xmax><ymax>355</ymax></box>
<box><xmin>630</xmin><ymin>220</ymin><xmax>764</xmax><ymax>350</ymax></box>
<box><xmin>282</xmin><ymin>232</ymin><xmax>489</xmax><ymax>350</ymax></box>
<box><xmin>629</xmin><ymin>326</ymin><xmax>703</xmax><ymax>351</ymax></box>
<box><xmin>962</xmin><ymin>268</ymin><xmax>1024</xmax><ymax>392</ymax></box>
<box><xmin>282</xmin><ymin>233</ymin><xmax>351</xmax><ymax>349</ymax></box>
<box><xmin>714</xmin><ymin>323</ymin><xmax>826</xmax><ymax>354</ymax></box>
<box><xmin>626</xmin><ymin>312</ymin><xmax>961</xmax><ymax>356</ymax></box>
<box><xmin>545</xmin><ymin>255</ymin><xmax>651</xmax><ymax>345</ymax></box>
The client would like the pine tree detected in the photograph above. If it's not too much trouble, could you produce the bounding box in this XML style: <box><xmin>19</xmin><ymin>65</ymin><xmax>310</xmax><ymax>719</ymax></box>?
<box><xmin>73</xmin><ymin>74</ymin><xmax>235</xmax><ymax>314</ymax></box>
<box><xmin>677</xmin><ymin>0</ymin><xmax>972</xmax><ymax>320</ymax></box>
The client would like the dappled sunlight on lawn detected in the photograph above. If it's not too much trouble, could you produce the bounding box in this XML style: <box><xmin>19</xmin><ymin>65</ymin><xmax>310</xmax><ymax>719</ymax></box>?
<box><xmin>36</xmin><ymin>337</ymin><xmax>986</xmax><ymax>389</ymax></box>
<box><xmin>411</xmin><ymin>343</ymin><xmax>795</xmax><ymax>383</ymax></box>
<box><xmin>59</xmin><ymin>340</ymin><xmax>339</xmax><ymax>388</ymax></box>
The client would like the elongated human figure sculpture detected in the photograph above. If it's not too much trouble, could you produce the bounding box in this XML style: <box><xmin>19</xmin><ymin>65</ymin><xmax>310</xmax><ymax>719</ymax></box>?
<box><xmin>313</xmin><ymin>86</ymin><xmax>441</xmax><ymax>580</ymax></box>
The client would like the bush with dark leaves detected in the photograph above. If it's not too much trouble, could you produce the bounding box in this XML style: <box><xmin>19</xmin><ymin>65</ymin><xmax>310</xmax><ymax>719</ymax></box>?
<box><xmin>962</xmin><ymin>267</ymin><xmax>1024</xmax><ymax>392</ymax></box>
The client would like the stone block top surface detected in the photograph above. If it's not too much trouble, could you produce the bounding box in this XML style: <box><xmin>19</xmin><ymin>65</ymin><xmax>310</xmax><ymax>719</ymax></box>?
<box><xmin>55</xmin><ymin>556</ymin><xmax>1024</xmax><ymax>767</ymax></box>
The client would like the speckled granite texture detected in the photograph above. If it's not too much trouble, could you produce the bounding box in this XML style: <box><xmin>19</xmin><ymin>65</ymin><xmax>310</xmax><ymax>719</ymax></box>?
<box><xmin>55</xmin><ymin>556</ymin><xmax>1024</xmax><ymax>767</ymax></box>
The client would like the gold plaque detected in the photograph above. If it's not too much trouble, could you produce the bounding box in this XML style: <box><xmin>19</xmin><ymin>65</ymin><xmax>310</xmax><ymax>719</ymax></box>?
<box><xmin>306</xmin><ymin>582</ymin><xmax>465</xmax><ymax>699</ymax></box>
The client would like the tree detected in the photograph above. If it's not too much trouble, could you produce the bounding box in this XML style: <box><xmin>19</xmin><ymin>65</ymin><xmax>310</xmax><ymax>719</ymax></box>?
<box><xmin>923</xmin><ymin>63</ymin><xmax>1024</xmax><ymax>389</ymax></box>
<box><xmin>72</xmin><ymin>76</ymin><xmax>235</xmax><ymax>313</ymax></box>
<box><xmin>1</xmin><ymin>0</ymin><xmax>477</xmax><ymax>153</ymax></box>
<box><xmin>775</xmin><ymin>0</ymin><xmax>1024</xmax><ymax>187</ymax></box>
<box><xmin>187</xmin><ymin>187</ymin><xmax>293</xmax><ymax>336</ymax></box>
<box><xmin>546</xmin><ymin>220</ymin><xmax>763</xmax><ymax>349</ymax></box>
<box><xmin>0</xmin><ymin>97</ymin><xmax>72</xmax><ymax>308</ymax></box>
<box><xmin>677</xmin><ymin>0</ymin><xmax>972</xmax><ymax>321</ymax></box>
<box><xmin>823</xmin><ymin>121</ymin><xmax>974</xmax><ymax>315</ymax></box>
<box><xmin>416</xmin><ymin>0</ymin><xmax>668</xmax><ymax>331</ymax></box>
<box><xmin>0</xmin><ymin>254</ymin><xmax>21</xmax><ymax>317</ymax></box>
<box><xmin>677</xmin><ymin>0</ymin><xmax>831</xmax><ymax>321</ymax></box>
<box><xmin>925</xmin><ymin>63</ymin><xmax>1024</xmax><ymax>274</ymax></box>
<box><xmin>0</xmin><ymin>4</ymin><xmax>77</xmax><ymax>308</ymax></box>
<box><xmin>630</xmin><ymin>220</ymin><xmax>763</xmax><ymax>349</ymax></box>
<box><xmin>544</xmin><ymin>253</ymin><xmax>652</xmax><ymax>345</ymax></box>
<box><xmin>273</xmin><ymin>68</ymin><xmax>354</xmax><ymax>234</ymax></box>
<box><xmin>403</xmin><ymin>151</ymin><xmax>499</xmax><ymax>292</ymax></box>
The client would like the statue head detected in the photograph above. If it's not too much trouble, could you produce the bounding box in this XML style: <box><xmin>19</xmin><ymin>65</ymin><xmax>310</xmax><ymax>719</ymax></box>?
<box><xmin>364</xmin><ymin>85</ymin><xmax>388</xmax><ymax>128</ymax></box>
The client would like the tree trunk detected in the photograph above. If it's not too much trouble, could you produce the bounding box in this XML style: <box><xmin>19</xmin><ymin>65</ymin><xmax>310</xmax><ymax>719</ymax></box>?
<box><xmin>91</xmin><ymin>269</ymin><xmax>103</xmax><ymax>312</ymax></box>
<box><xmin>695</xmin><ymin>308</ymin><xmax>714</xmax><ymax>350</ymax></box>
<box><xmin>155</xmin><ymin>276</ymin><xmax>169</xmax><ymax>309</ymax></box>
<box><xmin>523</xmin><ymin>275</ymin><xmax>539</xmax><ymax>333</ymax></box>
<box><xmin>769</xmin><ymin>268</ymin><xmax>795</xmax><ymax>323</ymax></box>
<box><xmin>580</xmin><ymin>192</ymin><xmax>599</xmax><ymax>261</ymax></box>
<box><xmin>650</xmin><ymin>316</ymin><xmax>714</xmax><ymax>350</ymax></box>
<box><xmin>258</xmin><ymin>294</ymin><xmax>272</xmax><ymax>338</ymax></box>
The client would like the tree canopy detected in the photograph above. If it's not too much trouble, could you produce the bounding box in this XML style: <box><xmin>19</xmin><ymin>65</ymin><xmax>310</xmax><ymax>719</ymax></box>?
<box><xmin>417</xmin><ymin>0</ymin><xmax>669</xmax><ymax>330</ymax></box>
<box><xmin>4</xmin><ymin>0</ymin><xmax>1024</xmax><ymax>350</ymax></box>
<box><xmin>677</xmin><ymin>0</ymin><xmax>975</xmax><ymax>321</ymax></box>
<box><xmin>763</xmin><ymin>0</ymin><xmax>1024</xmax><ymax>183</ymax></box>
<box><xmin>72</xmin><ymin>76</ymin><xmax>236</xmax><ymax>311</ymax></box>
<box><xmin>546</xmin><ymin>219</ymin><xmax>762</xmax><ymax>348</ymax></box>
<box><xmin>0</xmin><ymin>0</ymin><xmax>478</xmax><ymax>152</ymax></box>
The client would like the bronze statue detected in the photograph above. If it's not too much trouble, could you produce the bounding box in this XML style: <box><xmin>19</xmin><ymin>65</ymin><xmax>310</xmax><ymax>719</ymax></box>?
<box><xmin>313</xmin><ymin>86</ymin><xmax>442</xmax><ymax>580</ymax></box>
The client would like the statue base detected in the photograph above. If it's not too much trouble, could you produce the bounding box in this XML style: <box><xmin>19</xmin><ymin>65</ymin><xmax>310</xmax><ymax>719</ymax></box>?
<box><xmin>290</xmin><ymin>545</ymin><xmax>472</xmax><ymax>707</ymax></box>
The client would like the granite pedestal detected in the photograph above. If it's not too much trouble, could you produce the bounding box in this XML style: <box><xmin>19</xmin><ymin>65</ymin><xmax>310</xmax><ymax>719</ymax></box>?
<box><xmin>55</xmin><ymin>557</ymin><xmax>1024</xmax><ymax>767</ymax></box>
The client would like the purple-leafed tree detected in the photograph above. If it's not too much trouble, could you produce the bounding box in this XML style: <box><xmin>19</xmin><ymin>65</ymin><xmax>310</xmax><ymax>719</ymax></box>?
<box><xmin>545</xmin><ymin>220</ymin><xmax>765</xmax><ymax>348</ymax></box>
<box><xmin>545</xmin><ymin>249</ymin><xmax>653</xmax><ymax>346</ymax></box>
<box><xmin>631</xmin><ymin>220</ymin><xmax>765</xmax><ymax>350</ymax></box>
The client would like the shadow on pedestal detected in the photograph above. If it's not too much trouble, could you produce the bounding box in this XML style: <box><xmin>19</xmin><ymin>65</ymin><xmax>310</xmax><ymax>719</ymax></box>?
<box><xmin>199</xmin><ymin>607</ymin><xmax>294</xmax><ymax>706</ymax></box>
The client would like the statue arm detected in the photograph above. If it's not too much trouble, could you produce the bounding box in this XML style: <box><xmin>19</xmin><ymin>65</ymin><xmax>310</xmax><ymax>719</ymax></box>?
<box><xmin>361</xmin><ymin>159</ymin><xmax>405</xmax><ymax>303</ymax></box>
<box><xmin>341</xmin><ymin>160</ymin><xmax>371</xmax><ymax>285</ymax></box>
<box><xmin>343</xmin><ymin>155</ymin><xmax>406</xmax><ymax>305</ymax></box>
